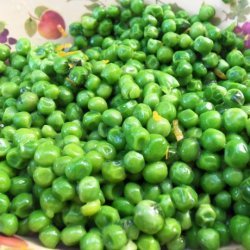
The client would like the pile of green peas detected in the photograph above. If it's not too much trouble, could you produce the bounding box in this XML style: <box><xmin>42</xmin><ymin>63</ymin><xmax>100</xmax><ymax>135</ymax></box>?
<box><xmin>0</xmin><ymin>0</ymin><xmax>249</xmax><ymax>249</ymax></box>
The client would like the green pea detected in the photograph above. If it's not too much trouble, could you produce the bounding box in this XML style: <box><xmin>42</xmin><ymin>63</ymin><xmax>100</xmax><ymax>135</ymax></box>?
<box><xmin>52</xmin><ymin>176</ymin><xmax>75</xmax><ymax>202</ymax></box>
<box><xmin>0</xmin><ymin>213</ymin><xmax>18</xmax><ymax>236</ymax></box>
<box><xmin>62</xmin><ymin>204</ymin><xmax>86</xmax><ymax>226</ymax></box>
<box><xmin>226</xmin><ymin>66</ymin><xmax>247</xmax><ymax>83</ymax></box>
<box><xmin>94</xmin><ymin>205</ymin><xmax>120</xmax><ymax>229</ymax></box>
<box><xmin>169</xmin><ymin>161</ymin><xmax>194</xmax><ymax>185</ymax></box>
<box><xmin>197</xmin><ymin>151</ymin><xmax>221</xmax><ymax>172</ymax></box>
<box><xmin>156</xmin><ymin>218</ymin><xmax>181</xmax><ymax>245</ymax></box>
<box><xmin>200</xmin><ymin>172</ymin><xmax>225</xmax><ymax>194</ymax></box>
<box><xmin>61</xmin><ymin>120</ymin><xmax>83</xmax><ymax>138</ymax></box>
<box><xmin>199</xmin><ymin>4</ymin><xmax>215</xmax><ymax>20</ymax></box>
<box><xmin>134</xmin><ymin>200</ymin><xmax>164</xmax><ymax>235</ymax></box>
<box><xmin>177</xmin><ymin>138</ymin><xmax>200</xmax><ymax>162</ymax></box>
<box><xmin>200</xmin><ymin>128</ymin><xmax>226</xmax><ymax>152</ymax></box>
<box><xmin>102</xmin><ymin>160</ymin><xmax>126</xmax><ymax>183</ymax></box>
<box><xmin>61</xmin><ymin>225</ymin><xmax>86</xmax><ymax>246</ymax></box>
<box><xmin>34</xmin><ymin>142</ymin><xmax>60</xmax><ymax>166</ymax></box>
<box><xmin>137</xmin><ymin>235</ymin><xmax>160</xmax><ymax>250</ymax></box>
<box><xmin>171</xmin><ymin>186</ymin><xmax>198</xmax><ymax>212</ymax></box>
<box><xmin>0</xmin><ymin>44</ymin><xmax>10</xmax><ymax>61</ymax></box>
<box><xmin>11</xmin><ymin>192</ymin><xmax>33</xmax><ymax>219</ymax></box>
<box><xmin>80</xmin><ymin>231</ymin><xmax>104</xmax><ymax>250</ymax></box>
<box><xmin>143</xmin><ymin>134</ymin><xmax>168</xmax><ymax>162</ymax></box>
<box><xmin>0</xmin><ymin>193</ymin><xmax>10</xmax><ymax>214</ymax></box>
<box><xmin>124</xmin><ymin>151</ymin><xmax>145</xmax><ymax>174</ymax></box>
<box><xmin>52</xmin><ymin>156</ymin><xmax>72</xmax><ymax>176</ymax></box>
<box><xmin>39</xmin><ymin>225</ymin><xmax>60</xmax><ymax>249</ymax></box>
<box><xmin>78</xmin><ymin>176</ymin><xmax>100</xmax><ymax>203</ymax></box>
<box><xmin>194</xmin><ymin>36</ymin><xmax>214</xmax><ymax>55</ymax></box>
<box><xmin>229</xmin><ymin>215</ymin><xmax>249</xmax><ymax>243</ymax></box>
<box><xmin>143</xmin><ymin>161</ymin><xmax>168</xmax><ymax>184</ymax></box>
<box><xmin>223</xmin><ymin>108</ymin><xmax>247</xmax><ymax>133</ymax></box>
<box><xmin>178</xmin><ymin>109</ymin><xmax>199</xmax><ymax>128</ymax></box>
<box><xmin>65</xmin><ymin>156</ymin><xmax>92</xmax><ymax>181</ymax></box>
<box><xmin>214</xmin><ymin>191</ymin><xmax>232</xmax><ymax>209</ymax></box>
<box><xmin>158</xmin><ymin>194</ymin><xmax>175</xmax><ymax>218</ymax></box>
<box><xmin>195</xmin><ymin>204</ymin><xmax>216</xmax><ymax>227</ymax></box>
<box><xmin>0</xmin><ymin>171</ymin><xmax>11</xmax><ymax>193</ymax></box>
<box><xmin>224</xmin><ymin>140</ymin><xmax>249</xmax><ymax>169</ymax></box>
<box><xmin>147</xmin><ymin>116</ymin><xmax>171</xmax><ymax>137</ymax></box>
<box><xmin>40</xmin><ymin>188</ymin><xmax>64</xmax><ymax>218</ymax></box>
<box><xmin>15</xmin><ymin>37</ymin><xmax>31</xmax><ymax>55</ymax></box>
<box><xmin>198</xmin><ymin>228</ymin><xmax>220</xmax><ymax>250</ymax></box>
<box><xmin>242</xmin><ymin>225</ymin><xmax>250</xmax><ymax>250</ymax></box>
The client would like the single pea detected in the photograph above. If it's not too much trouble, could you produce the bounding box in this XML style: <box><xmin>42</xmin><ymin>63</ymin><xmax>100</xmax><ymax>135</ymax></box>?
<box><xmin>158</xmin><ymin>194</ymin><xmax>175</xmax><ymax>218</ymax></box>
<box><xmin>240</xmin><ymin>177</ymin><xmax>250</xmax><ymax>203</ymax></box>
<box><xmin>88</xmin><ymin>97</ymin><xmax>108</xmax><ymax>113</ymax></box>
<box><xmin>0</xmin><ymin>213</ymin><xmax>18</xmax><ymax>236</ymax></box>
<box><xmin>178</xmin><ymin>109</ymin><xmax>199</xmax><ymax>128</ymax></box>
<box><xmin>134</xmin><ymin>200</ymin><xmax>164</xmax><ymax>235</ymax></box>
<box><xmin>61</xmin><ymin>225</ymin><xmax>86</xmax><ymax>246</ymax></box>
<box><xmin>189</xmin><ymin>22</ymin><xmax>206</xmax><ymax>39</ymax></box>
<box><xmin>197</xmin><ymin>151</ymin><xmax>221</xmax><ymax>172</ymax></box>
<box><xmin>124</xmin><ymin>182</ymin><xmax>143</xmax><ymax>205</ymax></box>
<box><xmin>224</xmin><ymin>140</ymin><xmax>249</xmax><ymax>169</ymax></box>
<box><xmin>40</xmin><ymin>188</ymin><xmax>64</xmax><ymax>218</ymax></box>
<box><xmin>214</xmin><ymin>191</ymin><xmax>232</xmax><ymax>210</ymax></box>
<box><xmin>0</xmin><ymin>44</ymin><xmax>10</xmax><ymax>61</ymax></box>
<box><xmin>226</xmin><ymin>66</ymin><xmax>247</xmax><ymax>83</ymax></box>
<box><xmin>242</xmin><ymin>225</ymin><xmax>250</xmax><ymax>250</ymax></box>
<box><xmin>39</xmin><ymin>225</ymin><xmax>60</xmax><ymax>249</ymax></box>
<box><xmin>61</xmin><ymin>120</ymin><xmax>83</xmax><ymax>138</ymax></box>
<box><xmin>194</xmin><ymin>36</ymin><xmax>214</xmax><ymax>55</ymax></box>
<box><xmin>223</xmin><ymin>167</ymin><xmax>243</xmax><ymax>187</ymax></box>
<box><xmin>171</xmin><ymin>186</ymin><xmax>198</xmax><ymax>212</ymax></box>
<box><xmin>65</xmin><ymin>156</ymin><xmax>92</xmax><ymax>181</ymax></box>
<box><xmin>34</xmin><ymin>142</ymin><xmax>60</xmax><ymax>166</ymax></box>
<box><xmin>223</xmin><ymin>108</ymin><xmax>247</xmax><ymax>133</ymax></box>
<box><xmin>200</xmin><ymin>172</ymin><xmax>225</xmax><ymax>194</ymax></box>
<box><xmin>198</xmin><ymin>4</ymin><xmax>215</xmax><ymax>21</ymax></box>
<box><xmin>124</xmin><ymin>151</ymin><xmax>145</xmax><ymax>174</ymax></box>
<box><xmin>213</xmin><ymin>221</ymin><xmax>230</xmax><ymax>247</ymax></box>
<box><xmin>0</xmin><ymin>193</ymin><xmax>10</xmax><ymax>214</ymax></box>
<box><xmin>78</xmin><ymin>176</ymin><xmax>100</xmax><ymax>203</ymax></box>
<box><xmin>162</xmin><ymin>32</ymin><xmax>180</xmax><ymax>47</ymax></box>
<box><xmin>62</xmin><ymin>204</ymin><xmax>86</xmax><ymax>226</ymax></box>
<box><xmin>147</xmin><ymin>115</ymin><xmax>171</xmax><ymax>137</ymax></box>
<box><xmin>101</xmin><ymin>63</ymin><xmax>122</xmax><ymax>85</ymax></box>
<box><xmin>52</xmin><ymin>176</ymin><xmax>75</xmax><ymax>202</ymax></box>
<box><xmin>142</xmin><ymin>134</ymin><xmax>168</xmax><ymax>162</ymax></box>
<box><xmin>226</xmin><ymin>49</ymin><xmax>244</xmax><ymax>66</ymax></box>
<box><xmin>94</xmin><ymin>205</ymin><xmax>120</xmax><ymax>229</ymax></box>
<box><xmin>200</xmin><ymin>128</ymin><xmax>226</xmax><ymax>152</ymax></box>
<box><xmin>229</xmin><ymin>215</ymin><xmax>250</xmax><ymax>243</ymax></box>
<box><xmin>81</xmin><ymin>199</ymin><xmax>101</xmax><ymax>217</ymax></box>
<box><xmin>107</xmin><ymin>127</ymin><xmax>126</xmax><ymax>150</ymax></box>
<box><xmin>102</xmin><ymin>160</ymin><xmax>126</xmax><ymax>183</ymax></box>
<box><xmin>133</xmin><ymin>103</ymin><xmax>152</xmax><ymax>126</ymax></box>
<box><xmin>195</xmin><ymin>204</ymin><xmax>216</xmax><ymax>227</ymax></box>
<box><xmin>137</xmin><ymin>235</ymin><xmax>160</xmax><ymax>250</ymax></box>
<box><xmin>175</xmin><ymin>210</ymin><xmax>192</xmax><ymax>231</ymax></box>
<box><xmin>178</xmin><ymin>138</ymin><xmax>200</xmax><ymax>162</ymax></box>
<box><xmin>11</xmin><ymin>193</ymin><xmax>33</xmax><ymax>219</ymax></box>
<box><xmin>80</xmin><ymin>231</ymin><xmax>103</xmax><ymax>250</ymax></box>
<box><xmin>169</xmin><ymin>161</ymin><xmax>194</xmax><ymax>185</ymax></box>
<box><xmin>15</xmin><ymin>37</ymin><xmax>31</xmax><ymax>55</ymax></box>
<box><xmin>156</xmin><ymin>218</ymin><xmax>181</xmax><ymax>245</ymax></box>
<box><xmin>197</xmin><ymin>228</ymin><xmax>220</xmax><ymax>250</ymax></box>
<box><xmin>143</xmin><ymin>161</ymin><xmax>168</xmax><ymax>184</ymax></box>
<box><xmin>0</xmin><ymin>171</ymin><xmax>11</xmax><ymax>193</ymax></box>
